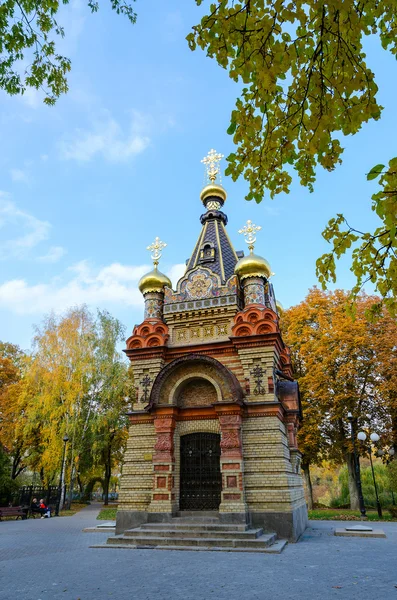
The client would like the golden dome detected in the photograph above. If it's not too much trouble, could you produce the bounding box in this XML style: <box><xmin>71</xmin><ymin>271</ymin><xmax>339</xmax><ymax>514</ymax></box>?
<box><xmin>276</xmin><ymin>300</ymin><xmax>284</xmax><ymax>315</ymax></box>
<box><xmin>138</xmin><ymin>267</ymin><xmax>172</xmax><ymax>295</ymax></box>
<box><xmin>200</xmin><ymin>183</ymin><xmax>227</xmax><ymax>204</ymax></box>
<box><xmin>234</xmin><ymin>253</ymin><xmax>271</xmax><ymax>281</ymax></box>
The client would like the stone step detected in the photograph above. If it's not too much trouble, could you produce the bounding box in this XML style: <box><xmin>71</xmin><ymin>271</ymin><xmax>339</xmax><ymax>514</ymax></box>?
<box><xmin>124</xmin><ymin>527</ymin><xmax>264</xmax><ymax>540</ymax></box>
<box><xmin>139</xmin><ymin>523</ymin><xmax>249</xmax><ymax>532</ymax></box>
<box><xmin>175</xmin><ymin>511</ymin><xmax>219</xmax><ymax>518</ymax></box>
<box><xmin>169</xmin><ymin>516</ymin><xmax>220</xmax><ymax>523</ymax></box>
<box><xmin>91</xmin><ymin>540</ymin><xmax>288</xmax><ymax>554</ymax></box>
<box><xmin>107</xmin><ymin>533</ymin><xmax>277</xmax><ymax>549</ymax></box>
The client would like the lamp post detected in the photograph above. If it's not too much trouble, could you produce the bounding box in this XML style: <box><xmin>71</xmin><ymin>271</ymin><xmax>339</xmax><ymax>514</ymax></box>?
<box><xmin>55</xmin><ymin>434</ymin><xmax>69</xmax><ymax>516</ymax></box>
<box><xmin>358</xmin><ymin>430</ymin><xmax>382</xmax><ymax>519</ymax></box>
<box><xmin>347</xmin><ymin>412</ymin><xmax>367</xmax><ymax>519</ymax></box>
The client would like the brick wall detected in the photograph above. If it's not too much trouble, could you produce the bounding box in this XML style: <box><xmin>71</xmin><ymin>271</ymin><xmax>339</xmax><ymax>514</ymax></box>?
<box><xmin>118</xmin><ymin>421</ymin><xmax>155</xmax><ymax>512</ymax></box>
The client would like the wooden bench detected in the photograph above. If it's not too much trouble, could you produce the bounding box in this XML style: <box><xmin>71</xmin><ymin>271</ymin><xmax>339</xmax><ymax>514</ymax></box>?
<box><xmin>0</xmin><ymin>506</ymin><xmax>28</xmax><ymax>521</ymax></box>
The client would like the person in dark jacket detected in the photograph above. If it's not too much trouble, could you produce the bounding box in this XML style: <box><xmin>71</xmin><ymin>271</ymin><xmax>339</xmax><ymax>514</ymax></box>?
<box><xmin>30</xmin><ymin>497</ymin><xmax>46</xmax><ymax>517</ymax></box>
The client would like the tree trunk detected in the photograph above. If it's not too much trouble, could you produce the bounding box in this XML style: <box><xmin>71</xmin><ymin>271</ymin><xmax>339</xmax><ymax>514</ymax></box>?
<box><xmin>346</xmin><ymin>452</ymin><xmax>360</xmax><ymax>510</ymax></box>
<box><xmin>103</xmin><ymin>432</ymin><xmax>116</xmax><ymax>506</ymax></box>
<box><xmin>103</xmin><ymin>441</ymin><xmax>113</xmax><ymax>506</ymax></box>
<box><xmin>302</xmin><ymin>462</ymin><xmax>314</xmax><ymax>510</ymax></box>
<box><xmin>11</xmin><ymin>448</ymin><xmax>26</xmax><ymax>479</ymax></box>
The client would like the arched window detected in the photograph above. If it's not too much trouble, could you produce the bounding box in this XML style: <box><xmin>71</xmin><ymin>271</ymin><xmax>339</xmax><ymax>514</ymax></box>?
<box><xmin>199</xmin><ymin>241</ymin><xmax>215</xmax><ymax>263</ymax></box>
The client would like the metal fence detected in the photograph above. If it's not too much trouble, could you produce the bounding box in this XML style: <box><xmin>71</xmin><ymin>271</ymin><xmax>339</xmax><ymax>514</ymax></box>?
<box><xmin>15</xmin><ymin>486</ymin><xmax>60</xmax><ymax>508</ymax></box>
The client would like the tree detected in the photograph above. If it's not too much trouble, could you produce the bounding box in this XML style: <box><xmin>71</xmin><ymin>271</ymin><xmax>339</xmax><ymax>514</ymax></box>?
<box><xmin>0</xmin><ymin>342</ymin><xmax>30</xmax><ymax>479</ymax></box>
<box><xmin>188</xmin><ymin>1</ymin><xmax>397</xmax><ymax>314</ymax></box>
<box><xmin>0</xmin><ymin>0</ymin><xmax>136</xmax><ymax>104</ymax></box>
<box><xmin>88</xmin><ymin>310</ymin><xmax>132</xmax><ymax>505</ymax></box>
<box><xmin>282</xmin><ymin>288</ymin><xmax>396</xmax><ymax>510</ymax></box>
<box><xmin>20</xmin><ymin>306</ymin><xmax>97</xmax><ymax>487</ymax></box>
<box><xmin>0</xmin><ymin>444</ymin><xmax>19</xmax><ymax>505</ymax></box>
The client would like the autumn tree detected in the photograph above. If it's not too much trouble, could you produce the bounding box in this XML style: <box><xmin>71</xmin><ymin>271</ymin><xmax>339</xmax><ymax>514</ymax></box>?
<box><xmin>87</xmin><ymin>310</ymin><xmax>132</xmax><ymax>505</ymax></box>
<box><xmin>188</xmin><ymin>1</ymin><xmax>397</xmax><ymax>315</ymax></box>
<box><xmin>282</xmin><ymin>288</ymin><xmax>395</xmax><ymax>510</ymax></box>
<box><xmin>369</xmin><ymin>309</ymin><xmax>397</xmax><ymax>452</ymax></box>
<box><xmin>4</xmin><ymin>307</ymin><xmax>132</xmax><ymax>507</ymax></box>
<box><xmin>0</xmin><ymin>342</ymin><xmax>30</xmax><ymax>479</ymax></box>
<box><xmin>17</xmin><ymin>306</ymin><xmax>97</xmax><ymax>500</ymax></box>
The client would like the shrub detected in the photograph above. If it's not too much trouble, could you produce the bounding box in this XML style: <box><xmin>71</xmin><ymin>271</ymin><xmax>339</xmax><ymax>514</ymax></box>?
<box><xmin>388</xmin><ymin>505</ymin><xmax>397</xmax><ymax>518</ymax></box>
<box><xmin>331</xmin><ymin>463</ymin><xmax>395</xmax><ymax>509</ymax></box>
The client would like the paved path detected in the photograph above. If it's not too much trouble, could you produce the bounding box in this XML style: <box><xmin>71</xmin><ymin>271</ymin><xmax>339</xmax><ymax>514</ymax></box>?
<box><xmin>1</xmin><ymin>506</ymin><xmax>396</xmax><ymax>600</ymax></box>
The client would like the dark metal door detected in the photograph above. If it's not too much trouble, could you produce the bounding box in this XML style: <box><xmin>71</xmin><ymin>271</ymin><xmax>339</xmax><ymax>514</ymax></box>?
<box><xmin>180</xmin><ymin>433</ymin><xmax>221</xmax><ymax>510</ymax></box>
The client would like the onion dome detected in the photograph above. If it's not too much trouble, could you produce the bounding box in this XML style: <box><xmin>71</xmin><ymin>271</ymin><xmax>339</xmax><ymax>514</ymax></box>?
<box><xmin>138</xmin><ymin>267</ymin><xmax>171</xmax><ymax>295</ymax></box>
<box><xmin>276</xmin><ymin>300</ymin><xmax>284</xmax><ymax>315</ymax></box>
<box><xmin>235</xmin><ymin>219</ymin><xmax>271</xmax><ymax>281</ymax></box>
<box><xmin>200</xmin><ymin>150</ymin><xmax>227</xmax><ymax>211</ymax></box>
<box><xmin>200</xmin><ymin>183</ymin><xmax>227</xmax><ymax>208</ymax></box>
<box><xmin>234</xmin><ymin>253</ymin><xmax>271</xmax><ymax>281</ymax></box>
<box><xmin>139</xmin><ymin>236</ymin><xmax>171</xmax><ymax>295</ymax></box>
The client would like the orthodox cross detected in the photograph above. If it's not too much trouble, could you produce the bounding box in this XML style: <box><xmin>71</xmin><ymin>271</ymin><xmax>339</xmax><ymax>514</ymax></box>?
<box><xmin>238</xmin><ymin>220</ymin><xmax>262</xmax><ymax>254</ymax></box>
<box><xmin>140</xmin><ymin>374</ymin><xmax>152</xmax><ymax>404</ymax></box>
<box><xmin>147</xmin><ymin>237</ymin><xmax>167</xmax><ymax>267</ymax></box>
<box><xmin>250</xmin><ymin>364</ymin><xmax>266</xmax><ymax>395</ymax></box>
<box><xmin>201</xmin><ymin>149</ymin><xmax>224</xmax><ymax>183</ymax></box>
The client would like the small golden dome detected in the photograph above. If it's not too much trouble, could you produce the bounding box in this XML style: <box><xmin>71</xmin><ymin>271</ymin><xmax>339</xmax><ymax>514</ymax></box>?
<box><xmin>234</xmin><ymin>253</ymin><xmax>271</xmax><ymax>281</ymax></box>
<box><xmin>276</xmin><ymin>300</ymin><xmax>284</xmax><ymax>315</ymax></box>
<box><xmin>200</xmin><ymin>183</ymin><xmax>227</xmax><ymax>204</ymax></box>
<box><xmin>138</xmin><ymin>267</ymin><xmax>172</xmax><ymax>295</ymax></box>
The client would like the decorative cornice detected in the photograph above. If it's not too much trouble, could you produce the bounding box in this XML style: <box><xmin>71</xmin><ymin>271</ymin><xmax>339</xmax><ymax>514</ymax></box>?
<box><xmin>126</xmin><ymin>319</ymin><xmax>169</xmax><ymax>351</ymax></box>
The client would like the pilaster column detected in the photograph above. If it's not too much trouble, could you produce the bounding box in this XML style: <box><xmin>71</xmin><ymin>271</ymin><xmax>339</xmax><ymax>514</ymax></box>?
<box><xmin>217</xmin><ymin>412</ymin><xmax>248</xmax><ymax>516</ymax></box>
<box><xmin>148</xmin><ymin>410</ymin><xmax>177</xmax><ymax>514</ymax></box>
<box><xmin>143</xmin><ymin>291</ymin><xmax>164</xmax><ymax>320</ymax></box>
<box><xmin>286</xmin><ymin>414</ymin><xmax>302</xmax><ymax>474</ymax></box>
<box><xmin>243</xmin><ymin>276</ymin><xmax>265</xmax><ymax>307</ymax></box>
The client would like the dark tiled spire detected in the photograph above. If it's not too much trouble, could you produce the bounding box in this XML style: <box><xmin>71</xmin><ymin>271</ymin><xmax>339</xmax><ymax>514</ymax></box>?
<box><xmin>186</xmin><ymin>149</ymin><xmax>240</xmax><ymax>283</ymax></box>
<box><xmin>186</xmin><ymin>205</ymin><xmax>239</xmax><ymax>284</ymax></box>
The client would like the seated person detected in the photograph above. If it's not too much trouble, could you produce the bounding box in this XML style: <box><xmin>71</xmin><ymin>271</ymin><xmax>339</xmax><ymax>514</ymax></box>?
<box><xmin>30</xmin><ymin>497</ymin><xmax>46</xmax><ymax>517</ymax></box>
<box><xmin>39</xmin><ymin>499</ymin><xmax>51</xmax><ymax>518</ymax></box>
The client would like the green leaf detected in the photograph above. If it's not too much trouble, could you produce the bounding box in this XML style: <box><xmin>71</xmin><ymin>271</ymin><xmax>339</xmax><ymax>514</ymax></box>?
<box><xmin>367</xmin><ymin>164</ymin><xmax>385</xmax><ymax>180</ymax></box>
<box><xmin>227</xmin><ymin>121</ymin><xmax>237</xmax><ymax>135</ymax></box>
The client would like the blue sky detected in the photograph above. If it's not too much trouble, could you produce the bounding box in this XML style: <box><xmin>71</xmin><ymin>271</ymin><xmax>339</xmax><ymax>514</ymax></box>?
<box><xmin>1</xmin><ymin>1</ymin><xmax>396</xmax><ymax>351</ymax></box>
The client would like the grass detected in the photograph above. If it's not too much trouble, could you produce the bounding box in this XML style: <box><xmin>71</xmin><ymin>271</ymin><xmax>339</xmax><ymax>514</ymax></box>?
<box><xmin>308</xmin><ymin>508</ymin><xmax>396</xmax><ymax>521</ymax></box>
<box><xmin>58</xmin><ymin>503</ymin><xmax>89</xmax><ymax>517</ymax></box>
<box><xmin>97</xmin><ymin>506</ymin><xmax>118</xmax><ymax>520</ymax></box>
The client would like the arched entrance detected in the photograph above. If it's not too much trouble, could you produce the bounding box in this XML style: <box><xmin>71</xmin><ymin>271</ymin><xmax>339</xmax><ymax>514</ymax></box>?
<box><xmin>180</xmin><ymin>433</ymin><xmax>221</xmax><ymax>510</ymax></box>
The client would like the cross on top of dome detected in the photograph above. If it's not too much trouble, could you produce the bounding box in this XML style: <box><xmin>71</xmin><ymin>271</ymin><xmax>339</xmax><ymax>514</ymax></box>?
<box><xmin>201</xmin><ymin>149</ymin><xmax>224</xmax><ymax>184</ymax></box>
<box><xmin>238</xmin><ymin>220</ymin><xmax>262</xmax><ymax>253</ymax></box>
<box><xmin>147</xmin><ymin>236</ymin><xmax>167</xmax><ymax>267</ymax></box>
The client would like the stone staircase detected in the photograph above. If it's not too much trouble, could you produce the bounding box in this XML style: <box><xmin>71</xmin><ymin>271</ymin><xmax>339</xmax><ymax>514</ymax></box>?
<box><xmin>93</xmin><ymin>514</ymin><xmax>287</xmax><ymax>553</ymax></box>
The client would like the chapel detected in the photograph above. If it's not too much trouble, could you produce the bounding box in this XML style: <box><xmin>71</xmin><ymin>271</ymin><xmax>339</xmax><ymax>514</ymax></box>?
<box><xmin>115</xmin><ymin>150</ymin><xmax>308</xmax><ymax>543</ymax></box>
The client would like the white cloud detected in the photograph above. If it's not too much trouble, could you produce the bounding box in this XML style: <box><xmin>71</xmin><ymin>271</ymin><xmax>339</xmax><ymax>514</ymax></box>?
<box><xmin>59</xmin><ymin>111</ymin><xmax>151</xmax><ymax>163</ymax></box>
<box><xmin>10</xmin><ymin>168</ymin><xmax>28</xmax><ymax>183</ymax></box>
<box><xmin>167</xmin><ymin>263</ymin><xmax>186</xmax><ymax>285</ymax></box>
<box><xmin>37</xmin><ymin>246</ymin><xmax>66</xmax><ymax>263</ymax></box>
<box><xmin>0</xmin><ymin>193</ymin><xmax>50</xmax><ymax>259</ymax></box>
<box><xmin>0</xmin><ymin>260</ymin><xmax>185</xmax><ymax>315</ymax></box>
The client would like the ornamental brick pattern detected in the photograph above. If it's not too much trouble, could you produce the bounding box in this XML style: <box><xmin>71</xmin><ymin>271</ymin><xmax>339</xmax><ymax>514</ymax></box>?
<box><xmin>117</xmin><ymin>183</ymin><xmax>307</xmax><ymax>542</ymax></box>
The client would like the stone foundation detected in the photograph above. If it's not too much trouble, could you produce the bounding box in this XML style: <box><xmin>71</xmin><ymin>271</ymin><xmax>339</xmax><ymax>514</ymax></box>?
<box><xmin>116</xmin><ymin>505</ymin><xmax>308</xmax><ymax>541</ymax></box>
